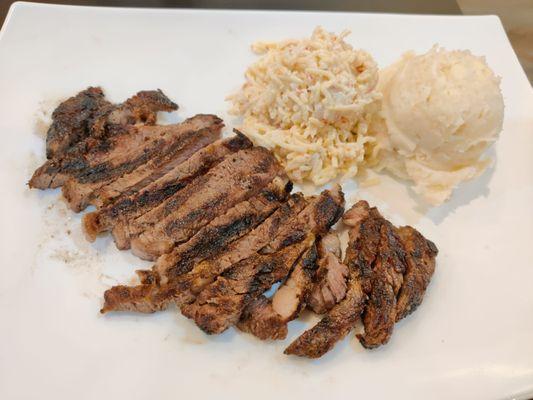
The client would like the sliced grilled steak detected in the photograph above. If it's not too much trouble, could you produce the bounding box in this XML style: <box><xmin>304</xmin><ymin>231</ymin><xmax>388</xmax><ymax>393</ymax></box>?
<box><xmin>395</xmin><ymin>226</ymin><xmax>438</xmax><ymax>321</ymax></box>
<box><xmin>171</xmin><ymin>193</ymin><xmax>308</xmax><ymax>306</ymax></box>
<box><xmin>30</xmin><ymin>126</ymin><xmax>130</xmax><ymax>189</ymax></box>
<box><xmin>237</xmin><ymin>186</ymin><xmax>345</xmax><ymax>339</ymax></box>
<box><xmin>32</xmin><ymin>122</ymin><xmax>160</xmax><ymax>190</ymax></box>
<box><xmin>120</xmin><ymin>146</ymin><xmax>278</xmax><ymax>250</ymax></box>
<box><xmin>92</xmin><ymin>121</ymin><xmax>223</xmax><ymax>207</ymax></box>
<box><xmin>83</xmin><ymin>132</ymin><xmax>252</xmax><ymax>242</ymax></box>
<box><xmin>45</xmin><ymin>87</ymin><xmax>112</xmax><ymax>159</ymax></box>
<box><xmin>357</xmin><ymin>222</ymin><xmax>406</xmax><ymax>349</ymax></box>
<box><xmin>153</xmin><ymin>177</ymin><xmax>292</xmax><ymax>284</ymax></box>
<box><xmin>343</xmin><ymin>201</ymin><xmax>385</xmax><ymax>295</ymax></box>
<box><xmin>62</xmin><ymin>119</ymin><xmax>221</xmax><ymax>212</ymax></box>
<box><xmin>181</xmin><ymin>235</ymin><xmax>314</xmax><ymax>334</ymax></box>
<box><xmin>175</xmin><ymin>185</ymin><xmax>343</xmax><ymax>308</ymax></box>
<box><xmin>30</xmin><ymin>113</ymin><xmax>209</xmax><ymax>191</ymax></box>
<box><xmin>308</xmin><ymin>233</ymin><xmax>349</xmax><ymax>314</ymax></box>
<box><xmin>237</xmin><ymin>295</ymin><xmax>287</xmax><ymax>340</ymax></box>
<box><xmin>129</xmin><ymin>147</ymin><xmax>287</xmax><ymax>260</ymax></box>
<box><xmin>38</xmin><ymin>88</ymin><xmax>178</xmax><ymax>183</ymax></box>
<box><xmin>261</xmin><ymin>184</ymin><xmax>344</xmax><ymax>253</ymax></box>
<box><xmin>285</xmin><ymin>201</ymin><xmax>381</xmax><ymax>358</ymax></box>
<box><xmin>238</xmin><ymin>243</ymin><xmax>318</xmax><ymax>340</ymax></box>
<box><xmin>284</xmin><ymin>280</ymin><xmax>366</xmax><ymax>358</ymax></box>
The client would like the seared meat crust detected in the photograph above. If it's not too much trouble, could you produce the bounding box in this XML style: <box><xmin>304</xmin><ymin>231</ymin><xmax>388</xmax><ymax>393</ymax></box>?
<box><xmin>83</xmin><ymin>132</ymin><xmax>249</xmax><ymax>242</ymax></box>
<box><xmin>181</xmin><ymin>236</ymin><xmax>314</xmax><ymax>334</ymax></box>
<box><xmin>46</xmin><ymin>87</ymin><xmax>112</xmax><ymax>159</ymax></box>
<box><xmin>395</xmin><ymin>226</ymin><xmax>438</xmax><ymax>321</ymax></box>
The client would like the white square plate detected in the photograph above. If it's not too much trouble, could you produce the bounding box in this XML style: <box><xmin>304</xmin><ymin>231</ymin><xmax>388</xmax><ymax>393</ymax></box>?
<box><xmin>1</xmin><ymin>2</ymin><xmax>532</xmax><ymax>399</ymax></box>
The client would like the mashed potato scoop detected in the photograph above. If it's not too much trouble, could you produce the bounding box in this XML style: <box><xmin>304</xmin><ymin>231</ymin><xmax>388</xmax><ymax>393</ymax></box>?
<box><xmin>377</xmin><ymin>46</ymin><xmax>504</xmax><ymax>205</ymax></box>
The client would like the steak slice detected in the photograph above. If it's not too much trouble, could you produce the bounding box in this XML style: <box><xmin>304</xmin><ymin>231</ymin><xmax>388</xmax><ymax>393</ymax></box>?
<box><xmin>181</xmin><ymin>235</ymin><xmax>315</xmax><ymax>335</ymax></box>
<box><xmin>395</xmin><ymin>226</ymin><xmax>438</xmax><ymax>321</ymax></box>
<box><xmin>284</xmin><ymin>201</ymin><xmax>381</xmax><ymax>358</ymax></box>
<box><xmin>153</xmin><ymin>177</ymin><xmax>292</xmax><ymax>284</ymax></box>
<box><xmin>30</xmin><ymin>126</ymin><xmax>131</xmax><ymax>189</ymax></box>
<box><xmin>45</xmin><ymin>87</ymin><xmax>112</xmax><ymax>159</ymax></box>
<box><xmin>171</xmin><ymin>193</ymin><xmax>308</xmax><ymax>306</ymax></box>
<box><xmin>357</xmin><ymin>222</ymin><xmax>406</xmax><ymax>349</ymax></box>
<box><xmin>283</xmin><ymin>279</ymin><xmax>366</xmax><ymax>358</ymax></box>
<box><xmin>91</xmin><ymin>121</ymin><xmax>223</xmax><ymax>207</ymax></box>
<box><xmin>32</xmin><ymin>122</ymin><xmax>156</xmax><ymax>190</ymax></box>
<box><xmin>238</xmin><ymin>243</ymin><xmax>318</xmax><ymax>340</ymax></box>
<box><xmin>83</xmin><ymin>132</ymin><xmax>252</xmax><ymax>241</ymax></box>
<box><xmin>62</xmin><ymin>118</ymin><xmax>221</xmax><ymax>212</ymax></box>
<box><xmin>261</xmin><ymin>184</ymin><xmax>345</xmax><ymax>253</ymax></box>
<box><xmin>129</xmin><ymin>147</ymin><xmax>287</xmax><ymax>260</ymax></box>
<box><xmin>236</xmin><ymin>295</ymin><xmax>288</xmax><ymax>340</ymax></box>
<box><xmin>30</xmin><ymin>112</ymin><xmax>208</xmax><ymax>191</ymax></box>
<box><xmin>233</xmin><ymin>188</ymin><xmax>345</xmax><ymax>340</ymax></box>
<box><xmin>308</xmin><ymin>233</ymin><xmax>349</xmax><ymax>314</ymax></box>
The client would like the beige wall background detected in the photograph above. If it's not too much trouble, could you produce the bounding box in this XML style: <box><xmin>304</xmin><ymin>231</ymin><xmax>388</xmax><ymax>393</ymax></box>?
<box><xmin>458</xmin><ymin>0</ymin><xmax>533</xmax><ymax>84</ymax></box>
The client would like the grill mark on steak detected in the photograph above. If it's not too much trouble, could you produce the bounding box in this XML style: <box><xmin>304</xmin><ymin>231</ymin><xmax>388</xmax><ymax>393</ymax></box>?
<box><xmin>175</xmin><ymin>185</ymin><xmax>341</xmax><ymax>303</ymax></box>
<box><xmin>129</xmin><ymin>147</ymin><xmax>287</xmax><ymax>260</ymax></box>
<box><xmin>286</xmin><ymin>202</ymin><xmax>439</xmax><ymax>357</ymax></box>
<box><xmin>101</xmin><ymin>194</ymin><xmax>307</xmax><ymax>315</ymax></box>
<box><xmin>181</xmin><ymin>235</ymin><xmax>314</xmax><ymax>335</ymax></box>
<box><xmin>174</xmin><ymin>186</ymin><xmax>343</xmax><ymax>307</ymax></box>
<box><xmin>308</xmin><ymin>233</ymin><xmax>349</xmax><ymax>314</ymax></box>
<box><xmin>172</xmin><ymin>187</ymin><xmax>342</xmax><ymax>336</ymax></box>
<box><xmin>30</xmin><ymin>112</ymin><xmax>206</xmax><ymax>191</ymax></box>
<box><xmin>239</xmin><ymin>192</ymin><xmax>347</xmax><ymax>343</ymax></box>
<box><xmin>261</xmin><ymin>184</ymin><xmax>345</xmax><ymax>254</ymax></box>
<box><xmin>83</xmin><ymin>132</ymin><xmax>252</xmax><ymax>242</ymax></box>
<box><xmin>238</xmin><ymin>243</ymin><xmax>318</xmax><ymax>340</ymax></box>
<box><xmin>284</xmin><ymin>201</ymin><xmax>381</xmax><ymax>358</ymax></box>
<box><xmin>61</xmin><ymin>120</ymin><xmax>220</xmax><ymax>212</ymax></box>
<box><xmin>35</xmin><ymin>88</ymin><xmax>178</xmax><ymax>186</ymax></box>
<box><xmin>101</xmin><ymin>194</ymin><xmax>308</xmax><ymax>315</ymax></box>
<box><xmin>45</xmin><ymin>87</ymin><xmax>112</xmax><ymax>159</ymax></box>
<box><xmin>154</xmin><ymin>177</ymin><xmax>292</xmax><ymax>284</ymax></box>
<box><xmin>394</xmin><ymin>226</ymin><xmax>438</xmax><ymax>321</ymax></box>
<box><xmin>120</xmin><ymin>147</ymin><xmax>272</xmax><ymax>248</ymax></box>
<box><xmin>91</xmin><ymin>121</ymin><xmax>223</xmax><ymax>207</ymax></box>
<box><xmin>171</xmin><ymin>193</ymin><xmax>308</xmax><ymax>306</ymax></box>
<box><xmin>357</xmin><ymin>222</ymin><xmax>406</xmax><ymax>349</ymax></box>
<box><xmin>30</xmin><ymin>127</ymin><xmax>132</xmax><ymax>189</ymax></box>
